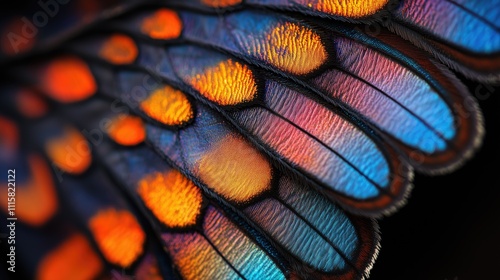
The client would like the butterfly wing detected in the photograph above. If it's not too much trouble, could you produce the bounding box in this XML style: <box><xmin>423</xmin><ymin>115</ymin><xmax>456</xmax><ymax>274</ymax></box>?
<box><xmin>0</xmin><ymin>0</ymin><xmax>495</xmax><ymax>279</ymax></box>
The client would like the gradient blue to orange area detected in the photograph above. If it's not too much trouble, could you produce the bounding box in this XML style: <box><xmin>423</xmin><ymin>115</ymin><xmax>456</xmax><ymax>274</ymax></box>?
<box><xmin>244</xmin><ymin>175</ymin><xmax>365</xmax><ymax>273</ymax></box>
<box><xmin>247</xmin><ymin>199</ymin><xmax>349</xmax><ymax>271</ymax></box>
<box><xmin>179</xmin><ymin>10</ymin><xmax>327</xmax><ymax>75</ymax></box>
<box><xmin>233</xmin><ymin>106</ymin><xmax>381</xmax><ymax>199</ymax></box>
<box><xmin>265</xmin><ymin>81</ymin><xmax>389</xmax><ymax>186</ymax></box>
<box><xmin>163</xmin><ymin>232</ymin><xmax>242</xmax><ymax>279</ymax></box>
<box><xmin>394</xmin><ymin>0</ymin><xmax>500</xmax><ymax>54</ymax></box>
<box><xmin>278</xmin><ymin>177</ymin><xmax>358</xmax><ymax>260</ymax></box>
<box><xmin>312</xmin><ymin>37</ymin><xmax>456</xmax><ymax>154</ymax></box>
<box><xmin>203</xmin><ymin>207</ymin><xmax>285</xmax><ymax>279</ymax></box>
<box><xmin>163</xmin><ymin>206</ymin><xmax>285</xmax><ymax>280</ymax></box>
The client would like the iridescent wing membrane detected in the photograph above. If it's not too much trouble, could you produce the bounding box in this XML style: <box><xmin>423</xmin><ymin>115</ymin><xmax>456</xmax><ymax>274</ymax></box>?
<box><xmin>0</xmin><ymin>0</ymin><xmax>494</xmax><ymax>279</ymax></box>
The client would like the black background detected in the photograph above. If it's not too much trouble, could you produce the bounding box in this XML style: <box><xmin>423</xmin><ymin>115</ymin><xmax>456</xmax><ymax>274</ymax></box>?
<box><xmin>370</xmin><ymin>80</ymin><xmax>500</xmax><ymax>280</ymax></box>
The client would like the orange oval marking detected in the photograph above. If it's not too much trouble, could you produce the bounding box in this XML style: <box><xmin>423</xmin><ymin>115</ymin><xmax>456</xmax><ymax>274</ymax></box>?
<box><xmin>45</xmin><ymin>127</ymin><xmax>91</xmax><ymax>175</ymax></box>
<box><xmin>37</xmin><ymin>234</ymin><xmax>103</xmax><ymax>280</ymax></box>
<box><xmin>42</xmin><ymin>56</ymin><xmax>96</xmax><ymax>103</ymax></box>
<box><xmin>138</xmin><ymin>170</ymin><xmax>202</xmax><ymax>228</ymax></box>
<box><xmin>201</xmin><ymin>0</ymin><xmax>242</xmax><ymax>8</ymax></box>
<box><xmin>99</xmin><ymin>34</ymin><xmax>138</xmax><ymax>64</ymax></box>
<box><xmin>189</xmin><ymin>59</ymin><xmax>257</xmax><ymax>105</ymax></box>
<box><xmin>89</xmin><ymin>208</ymin><xmax>145</xmax><ymax>267</ymax></box>
<box><xmin>259</xmin><ymin>22</ymin><xmax>327</xmax><ymax>75</ymax></box>
<box><xmin>298</xmin><ymin>0</ymin><xmax>389</xmax><ymax>17</ymax></box>
<box><xmin>196</xmin><ymin>134</ymin><xmax>271</xmax><ymax>202</ymax></box>
<box><xmin>141</xmin><ymin>9</ymin><xmax>182</xmax><ymax>40</ymax></box>
<box><xmin>0</xmin><ymin>117</ymin><xmax>19</xmax><ymax>153</ymax></box>
<box><xmin>107</xmin><ymin>114</ymin><xmax>146</xmax><ymax>146</ymax></box>
<box><xmin>16</xmin><ymin>89</ymin><xmax>48</xmax><ymax>118</ymax></box>
<box><xmin>0</xmin><ymin>155</ymin><xmax>57</xmax><ymax>226</ymax></box>
<box><xmin>140</xmin><ymin>86</ymin><xmax>193</xmax><ymax>126</ymax></box>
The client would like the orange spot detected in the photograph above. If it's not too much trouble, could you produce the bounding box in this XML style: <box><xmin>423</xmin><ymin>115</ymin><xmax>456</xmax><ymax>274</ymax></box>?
<box><xmin>99</xmin><ymin>34</ymin><xmax>138</xmax><ymax>64</ymax></box>
<box><xmin>190</xmin><ymin>60</ymin><xmax>257</xmax><ymax>105</ymax></box>
<box><xmin>201</xmin><ymin>0</ymin><xmax>242</xmax><ymax>8</ymax></box>
<box><xmin>0</xmin><ymin>117</ymin><xmax>19</xmax><ymax>153</ymax></box>
<box><xmin>0</xmin><ymin>155</ymin><xmax>57</xmax><ymax>226</ymax></box>
<box><xmin>45</xmin><ymin>127</ymin><xmax>91</xmax><ymax>174</ymax></box>
<box><xmin>196</xmin><ymin>134</ymin><xmax>271</xmax><ymax>203</ymax></box>
<box><xmin>298</xmin><ymin>0</ymin><xmax>388</xmax><ymax>17</ymax></box>
<box><xmin>42</xmin><ymin>56</ymin><xmax>96</xmax><ymax>103</ymax></box>
<box><xmin>256</xmin><ymin>22</ymin><xmax>327</xmax><ymax>75</ymax></box>
<box><xmin>15</xmin><ymin>89</ymin><xmax>48</xmax><ymax>118</ymax></box>
<box><xmin>107</xmin><ymin>114</ymin><xmax>145</xmax><ymax>146</ymax></box>
<box><xmin>1</xmin><ymin>18</ymin><xmax>36</xmax><ymax>55</ymax></box>
<box><xmin>37</xmin><ymin>234</ymin><xmax>103</xmax><ymax>280</ymax></box>
<box><xmin>89</xmin><ymin>208</ymin><xmax>145</xmax><ymax>267</ymax></box>
<box><xmin>138</xmin><ymin>170</ymin><xmax>202</xmax><ymax>228</ymax></box>
<box><xmin>140</xmin><ymin>86</ymin><xmax>193</xmax><ymax>126</ymax></box>
<box><xmin>141</xmin><ymin>9</ymin><xmax>182</xmax><ymax>40</ymax></box>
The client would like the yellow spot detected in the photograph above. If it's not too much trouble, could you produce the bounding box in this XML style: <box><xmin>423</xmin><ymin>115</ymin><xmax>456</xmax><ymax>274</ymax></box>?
<box><xmin>42</xmin><ymin>56</ymin><xmax>96</xmax><ymax>103</ymax></box>
<box><xmin>190</xmin><ymin>60</ymin><xmax>257</xmax><ymax>105</ymax></box>
<box><xmin>99</xmin><ymin>34</ymin><xmax>138</xmax><ymax>64</ymax></box>
<box><xmin>107</xmin><ymin>114</ymin><xmax>146</xmax><ymax>146</ymax></box>
<box><xmin>16</xmin><ymin>89</ymin><xmax>48</xmax><ymax>118</ymax></box>
<box><xmin>140</xmin><ymin>86</ymin><xmax>193</xmax><ymax>126</ymax></box>
<box><xmin>37</xmin><ymin>234</ymin><xmax>103</xmax><ymax>280</ymax></box>
<box><xmin>89</xmin><ymin>208</ymin><xmax>145</xmax><ymax>267</ymax></box>
<box><xmin>138</xmin><ymin>170</ymin><xmax>202</xmax><ymax>228</ymax></box>
<box><xmin>141</xmin><ymin>9</ymin><xmax>182</xmax><ymax>40</ymax></box>
<box><xmin>0</xmin><ymin>155</ymin><xmax>57</xmax><ymax>226</ymax></box>
<box><xmin>201</xmin><ymin>0</ymin><xmax>242</xmax><ymax>8</ymax></box>
<box><xmin>45</xmin><ymin>127</ymin><xmax>91</xmax><ymax>175</ymax></box>
<box><xmin>299</xmin><ymin>0</ymin><xmax>389</xmax><ymax>17</ymax></box>
<box><xmin>257</xmin><ymin>22</ymin><xmax>327</xmax><ymax>75</ymax></box>
<box><xmin>196</xmin><ymin>134</ymin><xmax>271</xmax><ymax>203</ymax></box>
